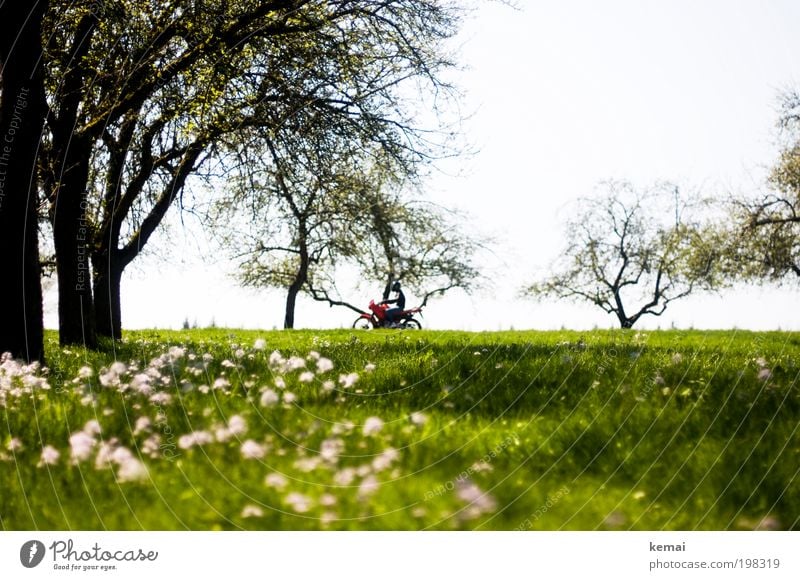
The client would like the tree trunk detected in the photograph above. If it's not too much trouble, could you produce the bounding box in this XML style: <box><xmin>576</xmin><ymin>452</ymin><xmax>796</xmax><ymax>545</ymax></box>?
<box><xmin>284</xmin><ymin>241</ymin><xmax>310</xmax><ymax>329</ymax></box>
<box><xmin>92</xmin><ymin>251</ymin><xmax>123</xmax><ymax>340</ymax></box>
<box><xmin>0</xmin><ymin>1</ymin><xmax>47</xmax><ymax>363</ymax></box>
<box><xmin>51</xmin><ymin>143</ymin><xmax>97</xmax><ymax>347</ymax></box>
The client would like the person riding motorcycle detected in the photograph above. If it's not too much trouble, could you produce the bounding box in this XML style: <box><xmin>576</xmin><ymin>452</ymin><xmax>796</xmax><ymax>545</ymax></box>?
<box><xmin>380</xmin><ymin>281</ymin><xmax>405</xmax><ymax>325</ymax></box>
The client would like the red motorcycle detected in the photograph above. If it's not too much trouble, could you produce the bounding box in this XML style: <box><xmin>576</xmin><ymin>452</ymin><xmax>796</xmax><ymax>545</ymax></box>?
<box><xmin>352</xmin><ymin>300</ymin><xmax>423</xmax><ymax>329</ymax></box>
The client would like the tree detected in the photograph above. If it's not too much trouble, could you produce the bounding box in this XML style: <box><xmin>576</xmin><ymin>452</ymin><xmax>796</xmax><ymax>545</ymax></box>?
<box><xmin>522</xmin><ymin>181</ymin><xmax>719</xmax><ymax>329</ymax></box>
<box><xmin>40</xmin><ymin>0</ymin><xmax>463</xmax><ymax>344</ymax></box>
<box><xmin>0</xmin><ymin>1</ymin><xmax>48</xmax><ymax>362</ymax></box>
<box><xmin>728</xmin><ymin>90</ymin><xmax>800</xmax><ymax>282</ymax></box>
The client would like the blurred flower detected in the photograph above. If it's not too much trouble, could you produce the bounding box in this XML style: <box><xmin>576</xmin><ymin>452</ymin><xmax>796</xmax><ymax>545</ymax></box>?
<box><xmin>254</xmin><ymin>338</ymin><xmax>267</xmax><ymax>351</ymax></box>
<box><xmin>372</xmin><ymin>447</ymin><xmax>399</xmax><ymax>472</ymax></box>
<box><xmin>299</xmin><ymin>371</ymin><xmax>315</xmax><ymax>383</ymax></box>
<box><xmin>38</xmin><ymin>445</ymin><xmax>60</xmax><ymax>466</ymax></box>
<box><xmin>69</xmin><ymin>431</ymin><xmax>95</xmax><ymax>463</ymax></box>
<box><xmin>178</xmin><ymin>430</ymin><xmax>214</xmax><ymax>449</ymax></box>
<box><xmin>117</xmin><ymin>457</ymin><xmax>148</xmax><ymax>482</ymax></box>
<box><xmin>358</xmin><ymin>475</ymin><xmax>379</xmax><ymax>497</ymax></box>
<box><xmin>363</xmin><ymin>416</ymin><xmax>384</xmax><ymax>436</ymax></box>
<box><xmin>364</xmin><ymin>363</ymin><xmax>376</xmax><ymax>373</ymax></box>
<box><xmin>316</xmin><ymin>358</ymin><xmax>334</xmax><ymax>373</ymax></box>
<box><xmin>241</xmin><ymin>504</ymin><xmax>264</xmax><ymax>518</ymax></box>
<box><xmin>410</xmin><ymin>412</ymin><xmax>427</xmax><ymax>427</ymax></box>
<box><xmin>339</xmin><ymin>373</ymin><xmax>359</xmax><ymax>389</ymax></box>
<box><xmin>285</xmin><ymin>492</ymin><xmax>312</xmax><ymax>513</ymax></box>
<box><xmin>241</xmin><ymin>439</ymin><xmax>266</xmax><ymax>459</ymax></box>
<box><xmin>260</xmin><ymin>389</ymin><xmax>279</xmax><ymax>407</ymax></box>
<box><xmin>264</xmin><ymin>472</ymin><xmax>288</xmax><ymax>489</ymax></box>
<box><xmin>757</xmin><ymin>368</ymin><xmax>772</xmax><ymax>381</ymax></box>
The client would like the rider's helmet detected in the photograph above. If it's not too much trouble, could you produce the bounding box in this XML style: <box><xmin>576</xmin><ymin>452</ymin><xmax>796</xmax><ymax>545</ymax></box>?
<box><xmin>391</xmin><ymin>280</ymin><xmax>401</xmax><ymax>292</ymax></box>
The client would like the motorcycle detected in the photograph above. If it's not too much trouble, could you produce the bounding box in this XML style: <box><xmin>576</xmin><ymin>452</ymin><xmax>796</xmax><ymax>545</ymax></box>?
<box><xmin>352</xmin><ymin>300</ymin><xmax>423</xmax><ymax>329</ymax></box>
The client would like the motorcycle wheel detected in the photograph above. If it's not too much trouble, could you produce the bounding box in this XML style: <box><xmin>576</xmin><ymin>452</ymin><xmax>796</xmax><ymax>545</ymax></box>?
<box><xmin>352</xmin><ymin>317</ymin><xmax>373</xmax><ymax>330</ymax></box>
<box><xmin>401</xmin><ymin>318</ymin><xmax>422</xmax><ymax>330</ymax></box>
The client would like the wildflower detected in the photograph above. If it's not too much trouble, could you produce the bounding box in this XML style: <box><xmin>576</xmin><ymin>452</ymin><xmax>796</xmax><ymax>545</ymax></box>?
<box><xmin>339</xmin><ymin>373</ymin><xmax>359</xmax><ymax>389</ymax></box>
<box><xmin>372</xmin><ymin>447</ymin><xmax>399</xmax><ymax>472</ymax></box>
<box><xmin>316</xmin><ymin>358</ymin><xmax>334</xmax><ymax>374</ymax></box>
<box><xmin>320</xmin><ymin>438</ymin><xmax>343</xmax><ymax>462</ymax></box>
<box><xmin>358</xmin><ymin>475</ymin><xmax>380</xmax><ymax>497</ymax></box>
<box><xmin>283</xmin><ymin>392</ymin><xmax>297</xmax><ymax>404</ymax></box>
<box><xmin>456</xmin><ymin>480</ymin><xmax>497</xmax><ymax>516</ymax></box>
<box><xmin>410</xmin><ymin>412</ymin><xmax>427</xmax><ymax>427</ymax></box>
<box><xmin>265</xmin><ymin>472</ymin><xmax>288</xmax><ymax>489</ymax></box>
<box><xmin>260</xmin><ymin>389</ymin><xmax>279</xmax><ymax>407</ymax></box>
<box><xmin>364</xmin><ymin>363</ymin><xmax>376</xmax><ymax>373</ymax></box>
<box><xmin>274</xmin><ymin>377</ymin><xmax>286</xmax><ymax>390</ymax></box>
<box><xmin>254</xmin><ymin>338</ymin><xmax>267</xmax><ymax>351</ymax></box>
<box><xmin>757</xmin><ymin>368</ymin><xmax>772</xmax><ymax>381</ymax></box>
<box><xmin>363</xmin><ymin>416</ymin><xmax>384</xmax><ymax>436</ymax></box>
<box><xmin>213</xmin><ymin>378</ymin><xmax>231</xmax><ymax>391</ymax></box>
<box><xmin>241</xmin><ymin>504</ymin><xmax>264</xmax><ymax>518</ymax></box>
<box><xmin>202</xmin><ymin>353</ymin><xmax>213</xmax><ymax>362</ymax></box>
<box><xmin>287</xmin><ymin>356</ymin><xmax>306</xmax><ymax>371</ymax></box>
<box><xmin>221</xmin><ymin>359</ymin><xmax>236</xmax><ymax>368</ymax></box>
<box><xmin>77</xmin><ymin>366</ymin><xmax>93</xmax><ymax>379</ymax></box>
<box><xmin>117</xmin><ymin>457</ymin><xmax>148</xmax><ymax>482</ymax></box>
<box><xmin>299</xmin><ymin>371</ymin><xmax>315</xmax><ymax>383</ymax></box>
<box><xmin>294</xmin><ymin>457</ymin><xmax>321</xmax><ymax>472</ymax></box>
<box><xmin>149</xmin><ymin>392</ymin><xmax>172</xmax><ymax>405</ymax></box>
<box><xmin>133</xmin><ymin>416</ymin><xmax>151</xmax><ymax>435</ymax></box>
<box><xmin>227</xmin><ymin>414</ymin><xmax>247</xmax><ymax>436</ymax></box>
<box><xmin>333</xmin><ymin>467</ymin><xmax>356</xmax><ymax>485</ymax></box>
<box><xmin>671</xmin><ymin>353</ymin><xmax>683</xmax><ymax>365</ymax></box>
<box><xmin>308</xmin><ymin>351</ymin><xmax>320</xmax><ymax>361</ymax></box>
<box><xmin>319</xmin><ymin>494</ymin><xmax>337</xmax><ymax>507</ymax></box>
<box><xmin>322</xmin><ymin>380</ymin><xmax>335</xmax><ymax>392</ymax></box>
<box><xmin>69</xmin><ymin>431</ymin><xmax>96</xmax><ymax>463</ymax></box>
<box><xmin>130</xmin><ymin>374</ymin><xmax>153</xmax><ymax>395</ymax></box>
<box><xmin>38</xmin><ymin>445</ymin><xmax>60</xmax><ymax>467</ymax></box>
<box><xmin>240</xmin><ymin>439</ymin><xmax>266</xmax><ymax>459</ymax></box>
<box><xmin>269</xmin><ymin>351</ymin><xmax>284</xmax><ymax>367</ymax></box>
<box><xmin>178</xmin><ymin>430</ymin><xmax>214</xmax><ymax>449</ymax></box>
<box><xmin>6</xmin><ymin>437</ymin><xmax>23</xmax><ymax>452</ymax></box>
<box><xmin>285</xmin><ymin>492</ymin><xmax>312</xmax><ymax>513</ymax></box>
<box><xmin>234</xmin><ymin>349</ymin><xmax>245</xmax><ymax>359</ymax></box>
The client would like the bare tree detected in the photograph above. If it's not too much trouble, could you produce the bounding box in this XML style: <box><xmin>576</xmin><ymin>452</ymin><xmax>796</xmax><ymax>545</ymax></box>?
<box><xmin>523</xmin><ymin>181</ymin><xmax>718</xmax><ymax>329</ymax></box>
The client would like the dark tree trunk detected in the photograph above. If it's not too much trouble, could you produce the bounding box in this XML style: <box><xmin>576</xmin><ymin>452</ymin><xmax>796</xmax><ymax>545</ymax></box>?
<box><xmin>51</xmin><ymin>143</ymin><xmax>97</xmax><ymax>347</ymax></box>
<box><xmin>0</xmin><ymin>1</ymin><xmax>48</xmax><ymax>362</ymax></box>
<box><xmin>284</xmin><ymin>240</ymin><xmax>310</xmax><ymax>329</ymax></box>
<box><xmin>92</xmin><ymin>251</ymin><xmax>123</xmax><ymax>340</ymax></box>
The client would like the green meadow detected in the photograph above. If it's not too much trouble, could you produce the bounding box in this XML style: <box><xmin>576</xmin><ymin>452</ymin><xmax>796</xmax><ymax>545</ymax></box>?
<box><xmin>1</xmin><ymin>329</ymin><xmax>798</xmax><ymax>530</ymax></box>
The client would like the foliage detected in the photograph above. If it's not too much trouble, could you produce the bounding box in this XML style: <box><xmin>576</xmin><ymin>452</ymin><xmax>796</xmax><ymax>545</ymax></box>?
<box><xmin>523</xmin><ymin>181</ymin><xmax>720</xmax><ymax>328</ymax></box>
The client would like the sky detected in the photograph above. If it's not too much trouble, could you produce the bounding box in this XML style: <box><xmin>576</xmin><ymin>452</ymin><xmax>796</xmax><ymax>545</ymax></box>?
<box><xmin>43</xmin><ymin>0</ymin><xmax>800</xmax><ymax>332</ymax></box>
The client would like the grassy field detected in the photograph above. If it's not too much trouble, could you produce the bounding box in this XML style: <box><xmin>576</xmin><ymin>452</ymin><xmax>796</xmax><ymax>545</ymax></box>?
<box><xmin>1</xmin><ymin>328</ymin><xmax>798</xmax><ymax>530</ymax></box>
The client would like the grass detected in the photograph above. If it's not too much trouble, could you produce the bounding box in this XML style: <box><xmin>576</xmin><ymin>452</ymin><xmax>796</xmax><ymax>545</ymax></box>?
<box><xmin>1</xmin><ymin>328</ymin><xmax>798</xmax><ymax>530</ymax></box>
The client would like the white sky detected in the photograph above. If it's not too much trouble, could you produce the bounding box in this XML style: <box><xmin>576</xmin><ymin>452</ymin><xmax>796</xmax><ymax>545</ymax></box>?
<box><xmin>44</xmin><ymin>0</ymin><xmax>800</xmax><ymax>332</ymax></box>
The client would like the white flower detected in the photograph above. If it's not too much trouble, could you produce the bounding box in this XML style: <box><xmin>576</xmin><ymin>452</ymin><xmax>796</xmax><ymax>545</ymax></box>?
<box><xmin>117</xmin><ymin>458</ymin><xmax>148</xmax><ymax>482</ymax></box>
<box><xmin>287</xmin><ymin>356</ymin><xmax>306</xmax><ymax>371</ymax></box>
<box><xmin>133</xmin><ymin>416</ymin><xmax>151</xmax><ymax>435</ymax></box>
<box><xmin>254</xmin><ymin>338</ymin><xmax>267</xmax><ymax>351</ymax></box>
<box><xmin>333</xmin><ymin>468</ymin><xmax>356</xmax><ymax>485</ymax></box>
<box><xmin>269</xmin><ymin>351</ymin><xmax>284</xmax><ymax>367</ymax></box>
<box><xmin>308</xmin><ymin>351</ymin><xmax>320</xmax><ymax>361</ymax></box>
<box><xmin>38</xmin><ymin>445</ymin><xmax>60</xmax><ymax>466</ymax></box>
<box><xmin>362</xmin><ymin>416</ymin><xmax>384</xmax><ymax>436</ymax></box>
<box><xmin>84</xmin><ymin>419</ymin><xmax>102</xmax><ymax>435</ymax></box>
<box><xmin>339</xmin><ymin>373</ymin><xmax>359</xmax><ymax>389</ymax></box>
<box><xmin>260</xmin><ymin>389</ymin><xmax>279</xmax><ymax>407</ymax></box>
<box><xmin>322</xmin><ymin>380</ymin><xmax>335</xmax><ymax>392</ymax></box>
<box><xmin>234</xmin><ymin>349</ymin><xmax>246</xmax><ymax>359</ymax></box>
<box><xmin>178</xmin><ymin>430</ymin><xmax>214</xmax><ymax>449</ymax></box>
<box><xmin>227</xmin><ymin>414</ymin><xmax>248</xmax><ymax>435</ymax></box>
<box><xmin>364</xmin><ymin>363</ymin><xmax>376</xmax><ymax>373</ymax></box>
<box><xmin>320</xmin><ymin>494</ymin><xmax>337</xmax><ymax>507</ymax></box>
<box><xmin>265</xmin><ymin>472</ymin><xmax>288</xmax><ymax>489</ymax></box>
<box><xmin>294</xmin><ymin>457</ymin><xmax>320</xmax><ymax>472</ymax></box>
<box><xmin>221</xmin><ymin>359</ymin><xmax>236</xmax><ymax>368</ymax></box>
<box><xmin>358</xmin><ymin>475</ymin><xmax>379</xmax><ymax>497</ymax></box>
<box><xmin>110</xmin><ymin>362</ymin><xmax>127</xmax><ymax>375</ymax></box>
<box><xmin>77</xmin><ymin>366</ymin><xmax>93</xmax><ymax>379</ymax></box>
<box><xmin>241</xmin><ymin>504</ymin><xmax>264</xmax><ymax>518</ymax></box>
<box><xmin>6</xmin><ymin>437</ymin><xmax>23</xmax><ymax>452</ymax></box>
<box><xmin>274</xmin><ymin>377</ymin><xmax>286</xmax><ymax>390</ymax></box>
<box><xmin>298</xmin><ymin>371</ymin><xmax>315</xmax><ymax>383</ymax></box>
<box><xmin>213</xmin><ymin>378</ymin><xmax>231</xmax><ymax>391</ymax></box>
<box><xmin>130</xmin><ymin>374</ymin><xmax>153</xmax><ymax>395</ymax></box>
<box><xmin>316</xmin><ymin>358</ymin><xmax>334</xmax><ymax>373</ymax></box>
<box><xmin>285</xmin><ymin>492</ymin><xmax>312</xmax><ymax>513</ymax></box>
<box><xmin>758</xmin><ymin>368</ymin><xmax>772</xmax><ymax>381</ymax></box>
<box><xmin>320</xmin><ymin>438</ymin><xmax>343</xmax><ymax>462</ymax></box>
<box><xmin>410</xmin><ymin>412</ymin><xmax>427</xmax><ymax>427</ymax></box>
<box><xmin>372</xmin><ymin>447</ymin><xmax>399</xmax><ymax>472</ymax></box>
<box><xmin>240</xmin><ymin>439</ymin><xmax>266</xmax><ymax>459</ymax></box>
<box><xmin>69</xmin><ymin>431</ymin><xmax>95</xmax><ymax>463</ymax></box>
<box><xmin>283</xmin><ymin>392</ymin><xmax>297</xmax><ymax>404</ymax></box>
<box><xmin>149</xmin><ymin>392</ymin><xmax>172</xmax><ymax>405</ymax></box>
